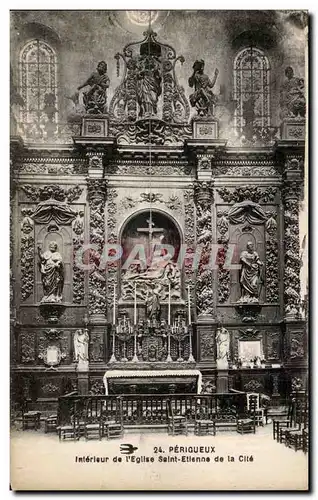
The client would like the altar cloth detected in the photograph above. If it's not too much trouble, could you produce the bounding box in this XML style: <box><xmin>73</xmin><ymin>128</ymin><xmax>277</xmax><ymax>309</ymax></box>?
<box><xmin>103</xmin><ymin>369</ymin><xmax>202</xmax><ymax>395</ymax></box>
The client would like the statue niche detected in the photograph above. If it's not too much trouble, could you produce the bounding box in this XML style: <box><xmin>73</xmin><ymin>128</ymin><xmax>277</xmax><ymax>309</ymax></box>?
<box><xmin>38</xmin><ymin>241</ymin><xmax>64</xmax><ymax>303</ymax></box>
<box><xmin>120</xmin><ymin>211</ymin><xmax>181</xmax><ymax>305</ymax></box>
<box><xmin>238</xmin><ymin>241</ymin><xmax>264</xmax><ymax>304</ymax></box>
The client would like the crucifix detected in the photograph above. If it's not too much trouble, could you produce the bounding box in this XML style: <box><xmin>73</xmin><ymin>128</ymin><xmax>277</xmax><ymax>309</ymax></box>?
<box><xmin>137</xmin><ymin>211</ymin><xmax>164</xmax><ymax>266</ymax></box>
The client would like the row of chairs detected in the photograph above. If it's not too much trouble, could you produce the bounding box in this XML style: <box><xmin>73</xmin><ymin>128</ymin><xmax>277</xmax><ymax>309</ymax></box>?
<box><xmin>167</xmin><ymin>394</ymin><xmax>261</xmax><ymax>436</ymax></box>
<box><xmin>21</xmin><ymin>392</ymin><xmax>265</xmax><ymax>439</ymax></box>
<box><xmin>273</xmin><ymin>393</ymin><xmax>309</xmax><ymax>454</ymax></box>
<box><xmin>22</xmin><ymin>410</ymin><xmax>58</xmax><ymax>433</ymax></box>
<box><xmin>58</xmin><ymin>397</ymin><xmax>124</xmax><ymax>441</ymax></box>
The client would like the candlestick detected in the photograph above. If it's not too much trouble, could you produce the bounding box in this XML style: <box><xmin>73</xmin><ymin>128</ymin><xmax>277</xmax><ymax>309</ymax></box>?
<box><xmin>134</xmin><ymin>282</ymin><xmax>137</xmax><ymax>325</ymax></box>
<box><xmin>132</xmin><ymin>327</ymin><xmax>138</xmax><ymax>363</ymax></box>
<box><xmin>113</xmin><ymin>284</ymin><xmax>116</xmax><ymax>325</ymax></box>
<box><xmin>168</xmin><ymin>283</ymin><xmax>171</xmax><ymax>326</ymax></box>
<box><xmin>109</xmin><ymin>325</ymin><xmax>117</xmax><ymax>363</ymax></box>
<box><xmin>188</xmin><ymin>325</ymin><xmax>195</xmax><ymax>362</ymax></box>
<box><xmin>121</xmin><ymin>339</ymin><xmax>128</xmax><ymax>362</ymax></box>
<box><xmin>177</xmin><ymin>335</ymin><xmax>183</xmax><ymax>362</ymax></box>
<box><xmin>166</xmin><ymin>327</ymin><xmax>172</xmax><ymax>362</ymax></box>
<box><xmin>188</xmin><ymin>285</ymin><xmax>191</xmax><ymax>325</ymax></box>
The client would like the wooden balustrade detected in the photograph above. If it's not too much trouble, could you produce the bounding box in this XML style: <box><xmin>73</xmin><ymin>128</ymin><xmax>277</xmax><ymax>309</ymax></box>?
<box><xmin>58</xmin><ymin>392</ymin><xmax>246</xmax><ymax>427</ymax></box>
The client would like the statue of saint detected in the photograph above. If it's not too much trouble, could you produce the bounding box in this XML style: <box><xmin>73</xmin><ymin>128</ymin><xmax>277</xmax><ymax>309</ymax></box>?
<box><xmin>136</xmin><ymin>55</ymin><xmax>162</xmax><ymax>118</ymax></box>
<box><xmin>239</xmin><ymin>242</ymin><xmax>264</xmax><ymax>302</ymax></box>
<box><xmin>280</xmin><ymin>66</ymin><xmax>306</xmax><ymax>119</ymax></box>
<box><xmin>216</xmin><ymin>327</ymin><xmax>230</xmax><ymax>369</ymax></box>
<box><xmin>38</xmin><ymin>241</ymin><xmax>64</xmax><ymax>303</ymax></box>
<box><xmin>74</xmin><ymin>329</ymin><xmax>89</xmax><ymax>369</ymax></box>
<box><xmin>145</xmin><ymin>283</ymin><xmax>161</xmax><ymax>321</ymax></box>
<box><xmin>189</xmin><ymin>60</ymin><xmax>219</xmax><ymax>117</ymax></box>
<box><xmin>77</xmin><ymin>61</ymin><xmax>110</xmax><ymax>114</ymax></box>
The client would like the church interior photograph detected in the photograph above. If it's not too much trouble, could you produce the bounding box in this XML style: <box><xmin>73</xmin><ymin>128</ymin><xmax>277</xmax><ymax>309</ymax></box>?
<box><xmin>10</xmin><ymin>9</ymin><xmax>308</xmax><ymax>486</ymax></box>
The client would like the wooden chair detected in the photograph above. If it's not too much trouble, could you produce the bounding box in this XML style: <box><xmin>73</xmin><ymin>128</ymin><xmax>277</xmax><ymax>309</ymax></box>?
<box><xmin>279</xmin><ymin>420</ymin><xmax>301</xmax><ymax>444</ymax></box>
<box><xmin>272</xmin><ymin>400</ymin><xmax>294</xmax><ymax>441</ymax></box>
<box><xmin>302</xmin><ymin>428</ymin><xmax>309</xmax><ymax>454</ymax></box>
<box><xmin>194</xmin><ymin>406</ymin><xmax>216</xmax><ymax>436</ymax></box>
<box><xmin>246</xmin><ymin>393</ymin><xmax>264</xmax><ymax>426</ymax></box>
<box><xmin>22</xmin><ymin>410</ymin><xmax>41</xmax><ymax>431</ymax></box>
<box><xmin>166</xmin><ymin>399</ymin><xmax>188</xmax><ymax>436</ymax></box>
<box><xmin>284</xmin><ymin>411</ymin><xmax>306</xmax><ymax>449</ymax></box>
<box><xmin>285</xmin><ymin>428</ymin><xmax>303</xmax><ymax>451</ymax></box>
<box><xmin>83</xmin><ymin>398</ymin><xmax>102</xmax><ymax>441</ymax></box>
<box><xmin>44</xmin><ymin>414</ymin><xmax>58</xmax><ymax>433</ymax></box>
<box><xmin>58</xmin><ymin>399</ymin><xmax>83</xmax><ymax>441</ymax></box>
<box><xmin>236</xmin><ymin>399</ymin><xmax>256</xmax><ymax>435</ymax></box>
<box><xmin>100</xmin><ymin>397</ymin><xmax>124</xmax><ymax>440</ymax></box>
<box><xmin>285</xmin><ymin>397</ymin><xmax>309</xmax><ymax>451</ymax></box>
<box><xmin>214</xmin><ymin>404</ymin><xmax>238</xmax><ymax>433</ymax></box>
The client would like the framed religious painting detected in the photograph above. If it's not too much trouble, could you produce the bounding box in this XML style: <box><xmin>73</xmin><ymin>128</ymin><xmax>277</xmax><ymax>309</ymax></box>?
<box><xmin>9</xmin><ymin>9</ymin><xmax>309</xmax><ymax>492</ymax></box>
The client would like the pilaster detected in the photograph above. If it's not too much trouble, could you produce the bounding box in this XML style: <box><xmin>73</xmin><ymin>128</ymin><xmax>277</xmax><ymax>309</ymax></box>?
<box><xmin>86</xmin><ymin>178</ymin><xmax>108</xmax><ymax>324</ymax></box>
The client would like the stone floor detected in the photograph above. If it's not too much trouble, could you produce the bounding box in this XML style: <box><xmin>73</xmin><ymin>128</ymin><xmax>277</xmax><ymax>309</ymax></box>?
<box><xmin>10</xmin><ymin>423</ymin><xmax>308</xmax><ymax>491</ymax></box>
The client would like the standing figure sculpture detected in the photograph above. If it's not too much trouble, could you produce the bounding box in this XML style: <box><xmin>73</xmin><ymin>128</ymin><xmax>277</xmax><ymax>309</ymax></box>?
<box><xmin>216</xmin><ymin>327</ymin><xmax>230</xmax><ymax>369</ymax></box>
<box><xmin>280</xmin><ymin>66</ymin><xmax>306</xmax><ymax>119</ymax></box>
<box><xmin>136</xmin><ymin>54</ymin><xmax>162</xmax><ymax>118</ymax></box>
<box><xmin>189</xmin><ymin>60</ymin><xmax>219</xmax><ymax>117</ymax></box>
<box><xmin>77</xmin><ymin>61</ymin><xmax>110</xmax><ymax>114</ymax></box>
<box><xmin>145</xmin><ymin>283</ymin><xmax>161</xmax><ymax>321</ymax></box>
<box><xmin>74</xmin><ymin>329</ymin><xmax>89</xmax><ymax>370</ymax></box>
<box><xmin>38</xmin><ymin>241</ymin><xmax>64</xmax><ymax>303</ymax></box>
<box><xmin>239</xmin><ymin>241</ymin><xmax>264</xmax><ymax>303</ymax></box>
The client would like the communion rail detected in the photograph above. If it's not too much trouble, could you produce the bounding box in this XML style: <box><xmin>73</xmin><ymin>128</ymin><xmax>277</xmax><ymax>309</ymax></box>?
<box><xmin>58</xmin><ymin>392</ymin><xmax>246</xmax><ymax>427</ymax></box>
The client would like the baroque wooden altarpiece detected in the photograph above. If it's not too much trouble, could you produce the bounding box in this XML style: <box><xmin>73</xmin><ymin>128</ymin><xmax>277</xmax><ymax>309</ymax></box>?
<box><xmin>10</xmin><ymin>17</ymin><xmax>307</xmax><ymax>413</ymax></box>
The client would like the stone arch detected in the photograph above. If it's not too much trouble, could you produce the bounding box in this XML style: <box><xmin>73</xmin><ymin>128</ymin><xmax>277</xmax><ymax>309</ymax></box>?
<box><xmin>118</xmin><ymin>208</ymin><xmax>184</xmax><ymax>305</ymax></box>
<box><xmin>118</xmin><ymin>207</ymin><xmax>184</xmax><ymax>247</ymax></box>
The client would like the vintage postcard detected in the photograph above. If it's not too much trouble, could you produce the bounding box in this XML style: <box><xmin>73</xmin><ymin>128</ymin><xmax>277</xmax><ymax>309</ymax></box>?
<box><xmin>10</xmin><ymin>9</ymin><xmax>309</xmax><ymax>491</ymax></box>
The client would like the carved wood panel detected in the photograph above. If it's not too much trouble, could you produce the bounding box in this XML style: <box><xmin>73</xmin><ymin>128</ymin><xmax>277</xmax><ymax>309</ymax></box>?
<box><xmin>199</xmin><ymin>328</ymin><xmax>215</xmax><ymax>362</ymax></box>
<box><xmin>89</xmin><ymin>332</ymin><xmax>105</xmax><ymax>362</ymax></box>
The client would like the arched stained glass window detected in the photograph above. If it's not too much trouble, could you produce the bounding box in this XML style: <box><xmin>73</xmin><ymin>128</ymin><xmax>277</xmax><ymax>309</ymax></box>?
<box><xmin>19</xmin><ymin>40</ymin><xmax>58</xmax><ymax>127</ymax></box>
<box><xmin>233</xmin><ymin>47</ymin><xmax>270</xmax><ymax>138</ymax></box>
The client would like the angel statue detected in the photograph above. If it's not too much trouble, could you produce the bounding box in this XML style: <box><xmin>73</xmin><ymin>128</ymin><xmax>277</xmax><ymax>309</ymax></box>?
<box><xmin>189</xmin><ymin>59</ymin><xmax>219</xmax><ymax>117</ymax></box>
<box><xmin>216</xmin><ymin>327</ymin><xmax>230</xmax><ymax>369</ymax></box>
<box><xmin>68</xmin><ymin>61</ymin><xmax>110</xmax><ymax>115</ymax></box>
<box><xmin>74</xmin><ymin>329</ymin><xmax>89</xmax><ymax>370</ymax></box>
